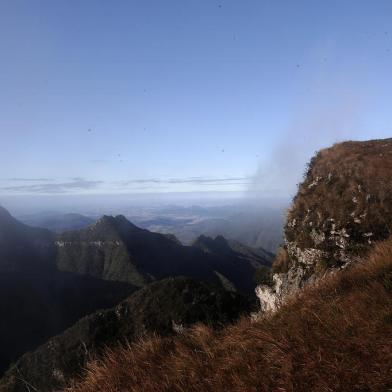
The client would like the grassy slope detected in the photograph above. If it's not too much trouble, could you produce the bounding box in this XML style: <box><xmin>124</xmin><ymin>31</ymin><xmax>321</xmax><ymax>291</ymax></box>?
<box><xmin>66</xmin><ymin>238</ymin><xmax>392</xmax><ymax>392</ymax></box>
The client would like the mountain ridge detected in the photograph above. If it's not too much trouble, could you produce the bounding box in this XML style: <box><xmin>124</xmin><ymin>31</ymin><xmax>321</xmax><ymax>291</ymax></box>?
<box><xmin>55</xmin><ymin>214</ymin><xmax>271</xmax><ymax>293</ymax></box>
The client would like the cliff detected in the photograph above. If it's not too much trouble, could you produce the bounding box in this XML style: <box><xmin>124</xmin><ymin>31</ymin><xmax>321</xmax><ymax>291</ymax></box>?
<box><xmin>257</xmin><ymin>138</ymin><xmax>392</xmax><ymax>311</ymax></box>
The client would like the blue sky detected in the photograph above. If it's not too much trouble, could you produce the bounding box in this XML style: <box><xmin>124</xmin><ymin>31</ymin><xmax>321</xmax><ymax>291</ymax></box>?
<box><xmin>0</xmin><ymin>0</ymin><xmax>391</xmax><ymax>198</ymax></box>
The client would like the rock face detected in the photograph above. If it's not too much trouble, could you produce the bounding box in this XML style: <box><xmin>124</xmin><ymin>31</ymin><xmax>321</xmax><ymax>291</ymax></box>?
<box><xmin>257</xmin><ymin>138</ymin><xmax>392</xmax><ymax>310</ymax></box>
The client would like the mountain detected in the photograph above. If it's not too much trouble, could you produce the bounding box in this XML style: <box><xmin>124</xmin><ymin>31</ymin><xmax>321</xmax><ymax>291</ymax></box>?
<box><xmin>0</xmin><ymin>207</ymin><xmax>268</xmax><ymax>375</ymax></box>
<box><xmin>55</xmin><ymin>215</ymin><xmax>271</xmax><ymax>293</ymax></box>
<box><xmin>0</xmin><ymin>277</ymin><xmax>252</xmax><ymax>392</ymax></box>
<box><xmin>192</xmin><ymin>234</ymin><xmax>274</xmax><ymax>267</ymax></box>
<box><xmin>0</xmin><ymin>206</ymin><xmax>55</xmax><ymax>272</ymax></box>
<box><xmin>19</xmin><ymin>212</ymin><xmax>94</xmax><ymax>233</ymax></box>
<box><xmin>0</xmin><ymin>208</ymin><xmax>136</xmax><ymax>375</ymax></box>
<box><xmin>256</xmin><ymin>138</ymin><xmax>392</xmax><ymax>311</ymax></box>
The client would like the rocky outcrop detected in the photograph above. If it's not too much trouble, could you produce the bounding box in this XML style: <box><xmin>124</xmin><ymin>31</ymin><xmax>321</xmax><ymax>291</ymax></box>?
<box><xmin>256</xmin><ymin>138</ymin><xmax>392</xmax><ymax>311</ymax></box>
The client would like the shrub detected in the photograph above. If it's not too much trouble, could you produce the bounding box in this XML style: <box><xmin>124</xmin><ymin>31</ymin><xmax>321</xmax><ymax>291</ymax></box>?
<box><xmin>272</xmin><ymin>247</ymin><xmax>290</xmax><ymax>273</ymax></box>
<box><xmin>253</xmin><ymin>266</ymin><xmax>273</xmax><ymax>286</ymax></box>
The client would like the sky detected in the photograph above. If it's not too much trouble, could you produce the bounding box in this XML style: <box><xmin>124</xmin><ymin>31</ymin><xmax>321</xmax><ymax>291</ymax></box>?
<box><xmin>0</xmin><ymin>0</ymin><xmax>392</xmax><ymax>202</ymax></box>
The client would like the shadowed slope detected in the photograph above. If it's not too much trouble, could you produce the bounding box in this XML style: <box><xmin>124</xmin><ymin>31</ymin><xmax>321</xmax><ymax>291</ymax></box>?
<box><xmin>0</xmin><ymin>206</ymin><xmax>55</xmax><ymax>272</ymax></box>
<box><xmin>0</xmin><ymin>208</ymin><xmax>136</xmax><ymax>375</ymax></box>
<box><xmin>0</xmin><ymin>271</ymin><xmax>135</xmax><ymax>376</ymax></box>
<box><xmin>0</xmin><ymin>278</ymin><xmax>251</xmax><ymax>392</ymax></box>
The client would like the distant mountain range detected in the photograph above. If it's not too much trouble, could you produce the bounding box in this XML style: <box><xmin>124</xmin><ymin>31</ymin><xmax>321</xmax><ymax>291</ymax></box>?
<box><xmin>17</xmin><ymin>203</ymin><xmax>285</xmax><ymax>253</ymax></box>
<box><xmin>128</xmin><ymin>204</ymin><xmax>285</xmax><ymax>253</ymax></box>
<box><xmin>0</xmin><ymin>206</ymin><xmax>271</xmax><ymax>376</ymax></box>
<box><xmin>18</xmin><ymin>212</ymin><xmax>94</xmax><ymax>233</ymax></box>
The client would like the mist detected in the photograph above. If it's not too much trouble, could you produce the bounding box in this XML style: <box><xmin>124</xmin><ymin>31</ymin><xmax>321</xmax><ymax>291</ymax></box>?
<box><xmin>249</xmin><ymin>62</ymin><xmax>369</xmax><ymax>200</ymax></box>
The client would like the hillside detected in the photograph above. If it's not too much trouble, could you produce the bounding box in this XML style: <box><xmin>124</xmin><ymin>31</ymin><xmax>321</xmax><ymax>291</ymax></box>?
<box><xmin>0</xmin><ymin>271</ymin><xmax>135</xmax><ymax>376</ymax></box>
<box><xmin>0</xmin><ymin>209</ymin><xmax>136</xmax><ymax>374</ymax></box>
<box><xmin>192</xmin><ymin>235</ymin><xmax>274</xmax><ymax>267</ymax></box>
<box><xmin>0</xmin><ymin>278</ymin><xmax>252</xmax><ymax>392</ymax></box>
<box><xmin>61</xmin><ymin>235</ymin><xmax>392</xmax><ymax>392</ymax></box>
<box><xmin>0</xmin><ymin>206</ymin><xmax>55</xmax><ymax>272</ymax></box>
<box><xmin>55</xmin><ymin>215</ymin><xmax>270</xmax><ymax>293</ymax></box>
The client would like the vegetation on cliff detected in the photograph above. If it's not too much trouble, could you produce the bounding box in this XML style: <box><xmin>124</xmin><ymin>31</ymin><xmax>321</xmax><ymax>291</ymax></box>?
<box><xmin>279</xmin><ymin>138</ymin><xmax>392</xmax><ymax>274</ymax></box>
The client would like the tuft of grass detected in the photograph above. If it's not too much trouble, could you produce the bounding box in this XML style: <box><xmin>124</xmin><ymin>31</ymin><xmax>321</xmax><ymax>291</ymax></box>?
<box><xmin>66</xmin><ymin>238</ymin><xmax>392</xmax><ymax>392</ymax></box>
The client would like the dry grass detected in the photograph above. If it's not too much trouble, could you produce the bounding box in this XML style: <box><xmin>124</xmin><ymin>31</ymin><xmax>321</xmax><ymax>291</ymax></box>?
<box><xmin>67</xmin><ymin>238</ymin><xmax>392</xmax><ymax>392</ymax></box>
<box><xmin>285</xmin><ymin>138</ymin><xmax>392</xmax><ymax>265</ymax></box>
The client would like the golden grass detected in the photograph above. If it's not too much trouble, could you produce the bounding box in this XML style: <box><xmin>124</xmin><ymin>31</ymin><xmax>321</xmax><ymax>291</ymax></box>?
<box><xmin>67</xmin><ymin>238</ymin><xmax>392</xmax><ymax>392</ymax></box>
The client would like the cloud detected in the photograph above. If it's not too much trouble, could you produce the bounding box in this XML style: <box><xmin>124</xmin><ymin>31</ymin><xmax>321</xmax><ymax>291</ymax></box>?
<box><xmin>167</xmin><ymin>176</ymin><xmax>251</xmax><ymax>184</ymax></box>
<box><xmin>1</xmin><ymin>179</ymin><xmax>103</xmax><ymax>194</ymax></box>
<box><xmin>249</xmin><ymin>58</ymin><xmax>367</xmax><ymax>199</ymax></box>
<box><xmin>122</xmin><ymin>178</ymin><xmax>162</xmax><ymax>185</ymax></box>
<box><xmin>5</xmin><ymin>178</ymin><xmax>54</xmax><ymax>182</ymax></box>
<box><xmin>121</xmin><ymin>176</ymin><xmax>252</xmax><ymax>186</ymax></box>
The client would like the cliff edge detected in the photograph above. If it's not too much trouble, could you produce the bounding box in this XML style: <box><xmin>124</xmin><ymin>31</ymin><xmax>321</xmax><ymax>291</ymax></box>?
<box><xmin>257</xmin><ymin>138</ymin><xmax>392</xmax><ymax>311</ymax></box>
